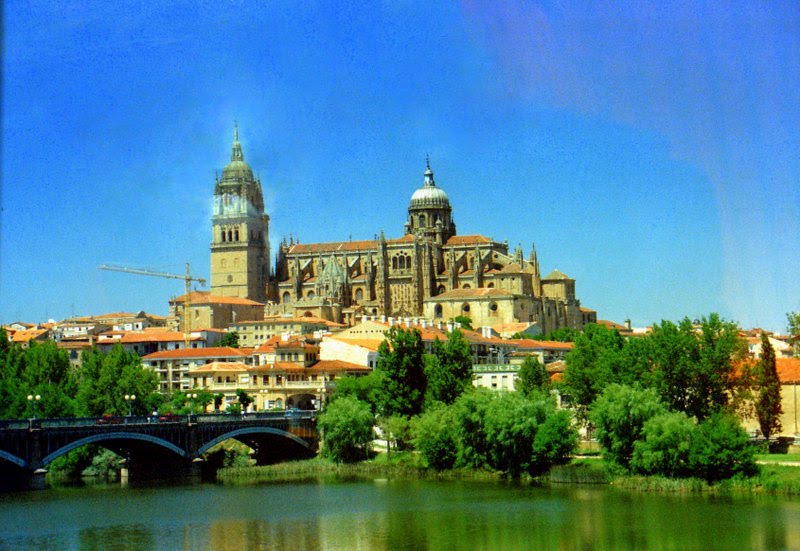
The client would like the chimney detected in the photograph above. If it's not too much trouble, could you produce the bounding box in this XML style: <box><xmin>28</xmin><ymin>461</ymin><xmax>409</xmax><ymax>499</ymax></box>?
<box><xmin>405</xmin><ymin>317</ymin><xmax>411</xmax><ymax>327</ymax></box>
<box><xmin>388</xmin><ymin>317</ymin><xmax>394</xmax><ymax>327</ymax></box>
<box><xmin>625</xmin><ymin>319</ymin><xmax>632</xmax><ymax>330</ymax></box>
<box><xmin>380</xmin><ymin>315</ymin><xmax>386</xmax><ymax>323</ymax></box>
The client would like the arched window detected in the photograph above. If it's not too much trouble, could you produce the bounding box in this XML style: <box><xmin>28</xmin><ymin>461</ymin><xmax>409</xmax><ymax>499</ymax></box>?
<box><xmin>434</xmin><ymin>304</ymin><xmax>443</xmax><ymax>319</ymax></box>
<box><xmin>463</xmin><ymin>284</ymin><xmax>471</xmax><ymax>289</ymax></box>
<box><xmin>355</xmin><ymin>288</ymin><xmax>363</xmax><ymax>302</ymax></box>
<box><xmin>419</xmin><ymin>214</ymin><xmax>426</xmax><ymax>227</ymax></box>
<box><xmin>392</xmin><ymin>257</ymin><xmax>398</xmax><ymax>270</ymax></box>
<box><xmin>487</xmin><ymin>282</ymin><xmax>495</xmax><ymax>288</ymax></box>
<box><xmin>234</xmin><ymin>228</ymin><xmax>240</xmax><ymax>241</ymax></box>
<box><xmin>489</xmin><ymin>303</ymin><xmax>498</xmax><ymax>315</ymax></box>
<box><xmin>282</xmin><ymin>292</ymin><xmax>291</xmax><ymax>304</ymax></box>
<box><xmin>437</xmin><ymin>285</ymin><xmax>446</xmax><ymax>294</ymax></box>
<box><xmin>303</xmin><ymin>311</ymin><xmax>313</xmax><ymax>317</ymax></box>
<box><xmin>220</xmin><ymin>259</ymin><xmax>227</xmax><ymax>268</ymax></box>
<box><xmin>462</xmin><ymin>303</ymin><xmax>471</xmax><ymax>313</ymax></box>
<box><xmin>307</xmin><ymin>291</ymin><xmax>316</xmax><ymax>299</ymax></box>
<box><xmin>221</xmin><ymin>229</ymin><xmax>226</xmax><ymax>242</ymax></box>
<box><xmin>227</xmin><ymin>229</ymin><xmax>233</xmax><ymax>242</ymax></box>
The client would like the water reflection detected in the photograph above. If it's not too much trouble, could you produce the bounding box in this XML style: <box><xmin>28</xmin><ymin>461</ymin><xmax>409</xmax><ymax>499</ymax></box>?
<box><xmin>1</xmin><ymin>478</ymin><xmax>799</xmax><ymax>550</ymax></box>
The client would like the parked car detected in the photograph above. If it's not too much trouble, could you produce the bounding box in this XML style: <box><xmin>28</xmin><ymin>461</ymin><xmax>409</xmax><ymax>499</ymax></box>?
<box><xmin>96</xmin><ymin>414</ymin><xmax>123</xmax><ymax>425</ymax></box>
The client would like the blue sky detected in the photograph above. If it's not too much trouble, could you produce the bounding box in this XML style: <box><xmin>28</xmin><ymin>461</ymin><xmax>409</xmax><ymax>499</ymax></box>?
<box><xmin>2</xmin><ymin>1</ymin><xmax>798</xmax><ymax>332</ymax></box>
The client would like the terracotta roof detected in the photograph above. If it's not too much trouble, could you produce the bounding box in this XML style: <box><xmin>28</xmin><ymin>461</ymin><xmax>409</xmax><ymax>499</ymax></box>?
<box><xmin>254</xmin><ymin>343</ymin><xmax>277</xmax><ymax>354</ymax></box>
<box><xmin>143</xmin><ymin>347</ymin><xmax>250</xmax><ymax>360</ymax></box>
<box><xmin>506</xmin><ymin>339</ymin><xmax>574</xmax><ymax>351</ymax></box>
<box><xmin>777</xmin><ymin>358</ymin><xmax>800</xmax><ymax>384</ymax></box>
<box><xmin>311</xmin><ymin>360</ymin><xmax>371</xmax><ymax>372</ymax></box>
<box><xmin>100</xmin><ymin>331</ymin><xmax>203</xmax><ymax>344</ymax></box>
<box><xmin>446</xmin><ymin>235</ymin><xmax>492</xmax><ymax>246</ymax></box>
<box><xmin>190</xmin><ymin>361</ymin><xmax>248</xmax><ymax>373</ymax></box>
<box><xmin>325</xmin><ymin>336</ymin><xmax>383</xmax><ymax>351</ymax></box>
<box><xmin>11</xmin><ymin>329</ymin><xmax>49</xmax><ymax>343</ymax></box>
<box><xmin>387</xmin><ymin>234</ymin><xmax>416</xmax><ymax>244</ymax></box>
<box><xmin>288</xmin><ymin>239</ymin><xmax>377</xmax><ymax>254</ymax></box>
<box><xmin>579</xmin><ymin>307</ymin><xmax>596</xmax><ymax>313</ymax></box>
<box><xmin>173</xmin><ymin>291</ymin><xmax>264</xmax><ymax>306</ymax></box>
<box><xmin>428</xmin><ymin>288</ymin><xmax>514</xmax><ymax>300</ymax></box>
<box><xmin>597</xmin><ymin>320</ymin><xmax>630</xmax><ymax>331</ymax></box>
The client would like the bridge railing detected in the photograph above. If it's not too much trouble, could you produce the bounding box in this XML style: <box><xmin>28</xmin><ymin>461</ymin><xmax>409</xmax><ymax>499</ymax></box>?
<box><xmin>0</xmin><ymin>410</ymin><xmax>318</xmax><ymax>430</ymax></box>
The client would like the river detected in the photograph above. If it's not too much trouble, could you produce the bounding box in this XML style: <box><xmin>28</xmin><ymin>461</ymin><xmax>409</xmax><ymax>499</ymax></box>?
<box><xmin>1</xmin><ymin>478</ymin><xmax>799</xmax><ymax>550</ymax></box>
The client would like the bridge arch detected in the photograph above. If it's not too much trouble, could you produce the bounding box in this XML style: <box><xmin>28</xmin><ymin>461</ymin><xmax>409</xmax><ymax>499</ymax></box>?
<box><xmin>197</xmin><ymin>426</ymin><xmax>311</xmax><ymax>456</ymax></box>
<box><xmin>40</xmin><ymin>432</ymin><xmax>188</xmax><ymax>467</ymax></box>
<box><xmin>0</xmin><ymin>449</ymin><xmax>27</xmax><ymax>469</ymax></box>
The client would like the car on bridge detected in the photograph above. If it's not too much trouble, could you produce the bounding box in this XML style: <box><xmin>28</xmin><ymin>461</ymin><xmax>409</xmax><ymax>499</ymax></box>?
<box><xmin>96</xmin><ymin>414</ymin><xmax>124</xmax><ymax>425</ymax></box>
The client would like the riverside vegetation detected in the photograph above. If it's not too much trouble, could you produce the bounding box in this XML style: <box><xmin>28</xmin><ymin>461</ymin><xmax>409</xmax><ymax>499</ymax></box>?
<box><xmin>222</xmin><ymin>313</ymin><xmax>800</xmax><ymax>494</ymax></box>
<box><xmin>3</xmin><ymin>312</ymin><xmax>800</xmax><ymax>492</ymax></box>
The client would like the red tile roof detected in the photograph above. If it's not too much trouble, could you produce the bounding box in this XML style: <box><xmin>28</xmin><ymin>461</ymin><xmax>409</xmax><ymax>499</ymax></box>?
<box><xmin>777</xmin><ymin>358</ymin><xmax>800</xmax><ymax>384</ymax></box>
<box><xmin>429</xmin><ymin>288</ymin><xmax>514</xmax><ymax>300</ymax></box>
<box><xmin>173</xmin><ymin>291</ymin><xmax>264</xmax><ymax>306</ymax></box>
<box><xmin>506</xmin><ymin>339</ymin><xmax>574</xmax><ymax>351</ymax></box>
<box><xmin>446</xmin><ymin>235</ymin><xmax>492</xmax><ymax>246</ymax></box>
<box><xmin>288</xmin><ymin>239</ymin><xmax>377</xmax><ymax>254</ymax></box>
<box><xmin>143</xmin><ymin>347</ymin><xmax>250</xmax><ymax>360</ymax></box>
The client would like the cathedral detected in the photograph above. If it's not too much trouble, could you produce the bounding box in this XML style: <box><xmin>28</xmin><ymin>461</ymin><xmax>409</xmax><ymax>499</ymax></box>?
<box><xmin>210</xmin><ymin>128</ymin><xmax>595</xmax><ymax>333</ymax></box>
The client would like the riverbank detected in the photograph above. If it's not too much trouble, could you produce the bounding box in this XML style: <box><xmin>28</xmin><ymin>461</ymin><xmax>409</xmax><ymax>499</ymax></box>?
<box><xmin>218</xmin><ymin>453</ymin><xmax>800</xmax><ymax>495</ymax></box>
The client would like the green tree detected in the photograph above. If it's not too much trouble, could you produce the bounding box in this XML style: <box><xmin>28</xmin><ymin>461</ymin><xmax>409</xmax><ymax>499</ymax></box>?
<box><xmin>236</xmin><ymin>389</ymin><xmax>253</xmax><ymax>412</ymax></box>
<box><xmin>788</xmin><ymin>312</ymin><xmax>800</xmax><ymax>356</ymax></box>
<box><xmin>515</xmin><ymin>355</ymin><xmax>549</xmax><ymax>395</ymax></box>
<box><xmin>425</xmin><ymin>329</ymin><xmax>474</xmax><ymax>406</ymax></box>
<box><xmin>376</xmin><ymin>327</ymin><xmax>427</xmax><ymax>417</ymax></box>
<box><xmin>590</xmin><ymin>384</ymin><xmax>666</xmax><ymax>468</ymax></box>
<box><xmin>20</xmin><ymin>341</ymin><xmax>78</xmax><ymax>418</ymax></box>
<box><xmin>454</xmin><ymin>315</ymin><xmax>473</xmax><ymax>331</ymax></box>
<box><xmin>379</xmin><ymin>414</ymin><xmax>411</xmax><ymax>454</ymax></box>
<box><xmin>630</xmin><ymin>411</ymin><xmax>696</xmax><ymax>478</ymax></box>
<box><xmin>561</xmin><ymin>324</ymin><xmax>628</xmax><ymax>421</ymax></box>
<box><xmin>331</xmin><ymin>370</ymin><xmax>387</xmax><ymax>413</ymax></box>
<box><xmin>688</xmin><ymin>413</ymin><xmax>756</xmax><ymax>482</ymax></box>
<box><xmin>411</xmin><ymin>404</ymin><xmax>458</xmax><ymax>470</ymax></box>
<box><xmin>483</xmin><ymin>392</ymin><xmax>551</xmax><ymax>477</ymax></box>
<box><xmin>754</xmin><ymin>332</ymin><xmax>782</xmax><ymax>440</ymax></box>
<box><xmin>643</xmin><ymin>315</ymin><xmax>748</xmax><ymax>421</ymax></box>
<box><xmin>76</xmin><ymin>345</ymin><xmax>159</xmax><ymax>416</ymax></box>
<box><xmin>453</xmin><ymin>388</ymin><xmax>494</xmax><ymax>468</ymax></box>
<box><xmin>213</xmin><ymin>392</ymin><xmax>225</xmax><ymax>412</ymax></box>
<box><xmin>318</xmin><ymin>396</ymin><xmax>374</xmax><ymax>462</ymax></box>
<box><xmin>531</xmin><ymin>409</ymin><xmax>579</xmax><ymax>472</ymax></box>
<box><xmin>220</xmin><ymin>331</ymin><xmax>240</xmax><ymax>348</ymax></box>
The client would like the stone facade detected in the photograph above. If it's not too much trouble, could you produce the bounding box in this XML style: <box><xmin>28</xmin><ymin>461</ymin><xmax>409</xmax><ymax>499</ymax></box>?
<box><xmin>209</xmin><ymin>130</ymin><xmax>593</xmax><ymax>332</ymax></box>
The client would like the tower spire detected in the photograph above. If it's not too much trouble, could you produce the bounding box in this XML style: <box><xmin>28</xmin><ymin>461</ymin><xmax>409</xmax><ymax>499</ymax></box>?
<box><xmin>231</xmin><ymin>122</ymin><xmax>244</xmax><ymax>162</ymax></box>
<box><xmin>423</xmin><ymin>156</ymin><xmax>435</xmax><ymax>187</ymax></box>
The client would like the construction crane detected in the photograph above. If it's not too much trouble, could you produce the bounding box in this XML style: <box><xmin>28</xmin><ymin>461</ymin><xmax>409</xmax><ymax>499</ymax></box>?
<box><xmin>98</xmin><ymin>263</ymin><xmax>207</xmax><ymax>347</ymax></box>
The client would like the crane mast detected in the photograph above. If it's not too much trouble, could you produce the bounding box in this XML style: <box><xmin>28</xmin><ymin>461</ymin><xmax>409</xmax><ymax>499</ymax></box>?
<box><xmin>98</xmin><ymin>263</ymin><xmax>207</xmax><ymax>347</ymax></box>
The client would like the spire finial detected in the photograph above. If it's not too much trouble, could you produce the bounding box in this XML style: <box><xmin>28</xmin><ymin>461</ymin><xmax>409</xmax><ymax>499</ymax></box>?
<box><xmin>231</xmin><ymin>122</ymin><xmax>243</xmax><ymax>162</ymax></box>
<box><xmin>234</xmin><ymin>120</ymin><xmax>239</xmax><ymax>142</ymax></box>
<box><xmin>426</xmin><ymin>153</ymin><xmax>430</xmax><ymax>170</ymax></box>
<box><xmin>423</xmin><ymin>155</ymin><xmax>434</xmax><ymax>186</ymax></box>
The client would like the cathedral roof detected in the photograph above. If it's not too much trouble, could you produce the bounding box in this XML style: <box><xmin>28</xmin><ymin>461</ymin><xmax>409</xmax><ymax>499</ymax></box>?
<box><xmin>542</xmin><ymin>269</ymin><xmax>573</xmax><ymax>281</ymax></box>
<box><xmin>426</xmin><ymin>288</ymin><xmax>515</xmax><ymax>300</ymax></box>
<box><xmin>409</xmin><ymin>159</ymin><xmax>451</xmax><ymax>210</ymax></box>
<box><xmin>445</xmin><ymin>235</ymin><xmax>492</xmax><ymax>246</ymax></box>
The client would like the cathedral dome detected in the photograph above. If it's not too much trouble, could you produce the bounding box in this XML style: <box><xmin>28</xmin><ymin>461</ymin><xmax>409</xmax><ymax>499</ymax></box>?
<box><xmin>409</xmin><ymin>161</ymin><xmax>450</xmax><ymax>209</ymax></box>
<box><xmin>221</xmin><ymin>124</ymin><xmax>254</xmax><ymax>182</ymax></box>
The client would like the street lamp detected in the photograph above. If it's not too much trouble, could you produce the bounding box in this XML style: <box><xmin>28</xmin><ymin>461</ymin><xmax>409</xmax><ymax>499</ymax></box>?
<box><xmin>316</xmin><ymin>387</ymin><xmax>322</xmax><ymax>410</ymax></box>
<box><xmin>187</xmin><ymin>393</ymin><xmax>198</xmax><ymax>415</ymax></box>
<box><xmin>124</xmin><ymin>394</ymin><xmax>136</xmax><ymax>417</ymax></box>
<box><xmin>27</xmin><ymin>394</ymin><xmax>41</xmax><ymax>419</ymax></box>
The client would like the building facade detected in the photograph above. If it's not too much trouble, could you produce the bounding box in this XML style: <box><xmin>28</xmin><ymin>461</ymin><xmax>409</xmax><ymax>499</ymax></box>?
<box><xmin>209</xmin><ymin>130</ymin><xmax>593</xmax><ymax>332</ymax></box>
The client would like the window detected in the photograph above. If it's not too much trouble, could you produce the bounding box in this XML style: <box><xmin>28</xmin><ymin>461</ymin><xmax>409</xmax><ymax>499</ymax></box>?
<box><xmin>392</xmin><ymin>257</ymin><xmax>398</xmax><ymax>270</ymax></box>
<box><xmin>282</xmin><ymin>292</ymin><xmax>291</xmax><ymax>304</ymax></box>
<box><xmin>434</xmin><ymin>304</ymin><xmax>443</xmax><ymax>319</ymax></box>
<box><xmin>419</xmin><ymin>214</ymin><xmax>426</xmax><ymax>227</ymax></box>
<box><xmin>462</xmin><ymin>303</ymin><xmax>471</xmax><ymax>313</ymax></box>
<box><xmin>355</xmin><ymin>288</ymin><xmax>363</xmax><ymax>302</ymax></box>
<box><xmin>307</xmin><ymin>291</ymin><xmax>315</xmax><ymax>299</ymax></box>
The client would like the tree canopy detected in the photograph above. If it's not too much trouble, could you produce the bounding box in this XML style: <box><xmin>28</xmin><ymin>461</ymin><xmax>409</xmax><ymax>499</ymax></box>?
<box><xmin>754</xmin><ymin>332</ymin><xmax>782</xmax><ymax>440</ymax></box>
<box><xmin>376</xmin><ymin>327</ymin><xmax>427</xmax><ymax>417</ymax></box>
<box><xmin>425</xmin><ymin>329</ymin><xmax>473</xmax><ymax>406</ymax></box>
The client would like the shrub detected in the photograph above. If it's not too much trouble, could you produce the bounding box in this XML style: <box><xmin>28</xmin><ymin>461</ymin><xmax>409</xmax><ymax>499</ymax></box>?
<box><xmin>590</xmin><ymin>384</ymin><xmax>666</xmax><ymax>468</ymax></box>
<box><xmin>483</xmin><ymin>392</ymin><xmax>548</xmax><ymax>476</ymax></box>
<box><xmin>453</xmin><ymin>389</ymin><xmax>494</xmax><ymax>468</ymax></box>
<box><xmin>689</xmin><ymin>413</ymin><xmax>757</xmax><ymax>482</ymax></box>
<box><xmin>318</xmin><ymin>396</ymin><xmax>374</xmax><ymax>463</ymax></box>
<box><xmin>631</xmin><ymin>411</ymin><xmax>695</xmax><ymax>477</ymax></box>
<box><xmin>532</xmin><ymin>409</ymin><xmax>579</xmax><ymax>473</ymax></box>
<box><xmin>411</xmin><ymin>405</ymin><xmax>458</xmax><ymax>470</ymax></box>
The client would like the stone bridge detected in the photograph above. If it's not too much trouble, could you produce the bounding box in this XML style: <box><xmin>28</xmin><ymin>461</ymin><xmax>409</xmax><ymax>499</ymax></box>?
<box><xmin>0</xmin><ymin>411</ymin><xmax>318</xmax><ymax>482</ymax></box>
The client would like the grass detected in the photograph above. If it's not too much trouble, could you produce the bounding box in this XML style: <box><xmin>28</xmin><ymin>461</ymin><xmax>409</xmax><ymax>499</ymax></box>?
<box><xmin>755</xmin><ymin>453</ymin><xmax>800</xmax><ymax>463</ymax></box>
<box><xmin>218</xmin><ymin>451</ymin><xmax>800</xmax><ymax>496</ymax></box>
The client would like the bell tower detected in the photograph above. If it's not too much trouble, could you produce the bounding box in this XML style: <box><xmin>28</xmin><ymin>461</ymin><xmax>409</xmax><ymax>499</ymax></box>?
<box><xmin>210</xmin><ymin>124</ymin><xmax>270</xmax><ymax>302</ymax></box>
